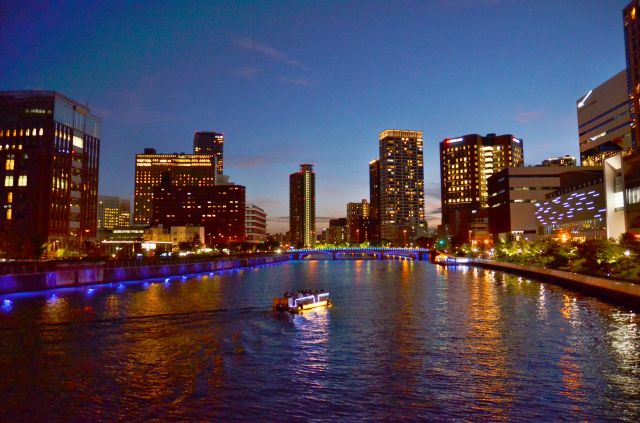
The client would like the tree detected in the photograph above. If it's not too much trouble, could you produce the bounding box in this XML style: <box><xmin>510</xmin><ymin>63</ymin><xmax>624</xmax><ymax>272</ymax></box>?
<box><xmin>620</xmin><ymin>232</ymin><xmax>640</xmax><ymax>255</ymax></box>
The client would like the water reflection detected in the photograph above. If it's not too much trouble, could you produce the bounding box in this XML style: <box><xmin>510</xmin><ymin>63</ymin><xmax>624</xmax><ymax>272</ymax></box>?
<box><xmin>291</xmin><ymin>308</ymin><xmax>330</xmax><ymax>398</ymax></box>
<box><xmin>0</xmin><ymin>261</ymin><xmax>638</xmax><ymax>421</ymax></box>
<box><xmin>462</xmin><ymin>269</ymin><xmax>512</xmax><ymax>418</ymax></box>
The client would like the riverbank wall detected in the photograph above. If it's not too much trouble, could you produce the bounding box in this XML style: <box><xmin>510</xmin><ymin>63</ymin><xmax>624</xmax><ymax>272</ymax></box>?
<box><xmin>0</xmin><ymin>255</ymin><xmax>290</xmax><ymax>295</ymax></box>
<box><xmin>470</xmin><ymin>259</ymin><xmax>640</xmax><ymax>309</ymax></box>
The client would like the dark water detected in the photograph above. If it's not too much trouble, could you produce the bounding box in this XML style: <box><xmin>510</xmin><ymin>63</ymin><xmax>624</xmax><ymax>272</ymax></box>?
<box><xmin>0</xmin><ymin>260</ymin><xmax>639</xmax><ymax>421</ymax></box>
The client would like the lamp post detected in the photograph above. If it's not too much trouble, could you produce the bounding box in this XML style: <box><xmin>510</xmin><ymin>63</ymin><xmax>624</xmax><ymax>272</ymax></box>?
<box><xmin>624</xmin><ymin>250</ymin><xmax>631</xmax><ymax>273</ymax></box>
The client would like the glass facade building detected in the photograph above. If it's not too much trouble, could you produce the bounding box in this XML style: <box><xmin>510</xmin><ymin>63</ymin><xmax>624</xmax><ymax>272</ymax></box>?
<box><xmin>98</xmin><ymin>195</ymin><xmax>131</xmax><ymax>231</ymax></box>
<box><xmin>193</xmin><ymin>131</ymin><xmax>224</xmax><ymax>175</ymax></box>
<box><xmin>0</xmin><ymin>91</ymin><xmax>100</xmax><ymax>256</ymax></box>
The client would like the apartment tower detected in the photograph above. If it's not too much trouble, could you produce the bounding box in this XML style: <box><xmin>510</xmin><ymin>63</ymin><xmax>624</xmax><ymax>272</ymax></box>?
<box><xmin>378</xmin><ymin>129</ymin><xmax>425</xmax><ymax>245</ymax></box>
<box><xmin>289</xmin><ymin>164</ymin><xmax>315</xmax><ymax>248</ymax></box>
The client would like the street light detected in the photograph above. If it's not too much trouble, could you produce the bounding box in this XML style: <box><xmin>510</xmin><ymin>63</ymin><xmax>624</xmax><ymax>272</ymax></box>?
<box><xmin>624</xmin><ymin>250</ymin><xmax>631</xmax><ymax>273</ymax></box>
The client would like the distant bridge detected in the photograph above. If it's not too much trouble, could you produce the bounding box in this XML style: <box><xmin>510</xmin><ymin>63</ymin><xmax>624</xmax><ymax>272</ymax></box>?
<box><xmin>288</xmin><ymin>247</ymin><xmax>431</xmax><ymax>261</ymax></box>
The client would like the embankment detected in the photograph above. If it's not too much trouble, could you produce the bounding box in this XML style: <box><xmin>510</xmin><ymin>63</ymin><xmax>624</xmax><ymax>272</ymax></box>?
<box><xmin>0</xmin><ymin>255</ymin><xmax>290</xmax><ymax>294</ymax></box>
<box><xmin>471</xmin><ymin>259</ymin><xmax>640</xmax><ymax>309</ymax></box>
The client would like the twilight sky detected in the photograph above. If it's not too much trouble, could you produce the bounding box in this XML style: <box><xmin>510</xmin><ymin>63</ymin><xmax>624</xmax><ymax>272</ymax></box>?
<box><xmin>0</xmin><ymin>0</ymin><xmax>631</xmax><ymax>233</ymax></box>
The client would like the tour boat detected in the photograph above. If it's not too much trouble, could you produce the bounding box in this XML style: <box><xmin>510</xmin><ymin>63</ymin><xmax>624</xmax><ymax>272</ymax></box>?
<box><xmin>272</xmin><ymin>291</ymin><xmax>332</xmax><ymax>313</ymax></box>
<box><xmin>433</xmin><ymin>253</ymin><xmax>470</xmax><ymax>266</ymax></box>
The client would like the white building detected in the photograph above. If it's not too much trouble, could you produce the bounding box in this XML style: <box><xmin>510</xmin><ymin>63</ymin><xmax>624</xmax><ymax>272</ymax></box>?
<box><xmin>246</xmin><ymin>204</ymin><xmax>267</xmax><ymax>244</ymax></box>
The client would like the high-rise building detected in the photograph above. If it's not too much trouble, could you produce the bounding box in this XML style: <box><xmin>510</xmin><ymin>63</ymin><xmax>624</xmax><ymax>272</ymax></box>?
<box><xmin>152</xmin><ymin>175</ymin><xmax>245</xmax><ymax>245</ymax></box>
<box><xmin>0</xmin><ymin>91</ymin><xmax>100</xmax><ymax>256</ymax></box>
<box><xmin>289</xmin><ymin>164</ymin><xmax>315</xmax><ymax>248</ymax></box>
<box><xmin>440</xmin><ymin>133</ymin><xmax>524</xmax><ymax>243</ymax></box>
<box><xmin>378</xmin><ymin>129</ymin><xmax>425</xmax><ymax>245</ymax></box>
<box><xmin>624</xmin><ymin>2</ymin><xmax>640</xmax><ymax>152</ymax></box>
<box><xmin>245</xmin><ymin>203</ymin><xmax>267</xmax><ymax>244</ymax></box>
<box><xmin>346</xmin><ymin>199</ymin><xmax>369</xmax><ymax>244</ymax></box>
<box><xmin>98</xmin><ymin>196</ymin><xmax>131</xmax><ymax>230</ymax></box>
<box><xmin>327</xmin><ymin>218</ymin><xmax>347</xmax><ymax>245</ymax></box>
<box><xmin>193</xmin><ymin>131</ymin><xmax>224</xmax><ymax>174</ymax></box>
<box><xmin>134</xmin><ymin>149</ymin><xmax>216</xmax><ymax>225</ymax></box>
<box><xmin>541</xmin><ymin>155</ymin><xmax>577</xmax><ymax>167</ymax></box>
<box><xmin>368</xmin><ymin>159</ymin><xmax>381</xmax><ymax>242</ymax></box>
<box><xmin>576</xmin><ymin>70</ymin><xmax>633</xmax><ymax>166</ymax></box>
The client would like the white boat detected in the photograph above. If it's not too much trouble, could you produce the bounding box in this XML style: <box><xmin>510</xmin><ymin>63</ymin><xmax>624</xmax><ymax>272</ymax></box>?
<box><xmin>273</xmin><ymin>291</ymin><xmax>332</xmax><ymax>313</ymax></box>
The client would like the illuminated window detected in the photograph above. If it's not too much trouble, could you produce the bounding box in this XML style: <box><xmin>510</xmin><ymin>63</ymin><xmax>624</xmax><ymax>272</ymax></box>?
<box><xmin>7</xmin><ymin>192</ymin><xmax>12</xmax><ymax>203</ymax></box>
<box><xmin>4</xmin><ymin>176</ymin><xmax>13</xmax><ymax>187</ymax></box>
<box><xmin>39</xmin><ymin>128</ymin><xmax>43</xmax><ymax>136</ymax></box>
<box><xmin>5</xmin><ymin>158</ymin><xmax>14</xmax><ymax>170</ymax></box>
<box><xmin>18</xmin><ymin>175</ymin><xmax>27</xmax><ymax>186</ymax></box>
<box><xmin>6</xmin><ymin>209</ymin><xmax>11</xmax><ymax>220</ymax></box>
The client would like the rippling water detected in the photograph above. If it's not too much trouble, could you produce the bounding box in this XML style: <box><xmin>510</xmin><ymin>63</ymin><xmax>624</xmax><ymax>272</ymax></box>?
<box><xmin>0</xmin><ymin>260</ymin><xmax>638</xmax><ymax>421</ymax></box>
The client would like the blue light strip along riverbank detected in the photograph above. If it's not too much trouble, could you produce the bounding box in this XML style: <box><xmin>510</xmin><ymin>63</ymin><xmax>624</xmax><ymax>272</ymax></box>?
<box><xmin>0</xmin><ymin>255</ymin><xmax>290</xmax><ymax>295</ymax></box>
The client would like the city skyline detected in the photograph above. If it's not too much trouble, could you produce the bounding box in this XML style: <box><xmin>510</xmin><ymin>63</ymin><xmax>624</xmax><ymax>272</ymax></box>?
<box><xmin>0</xmin><ymin>0</ymin><xmax>632</xmax><ymax>232</ymax></box>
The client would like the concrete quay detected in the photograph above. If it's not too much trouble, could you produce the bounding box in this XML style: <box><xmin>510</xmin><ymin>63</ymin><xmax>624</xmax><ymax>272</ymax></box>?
<box><xmin>0</xmin><ymin>255</ymin><xmax>290</xmax><ymax>294</ymax></box>
<box><xmin>471</xmin><ymin>259</ymin><xmax>640</xmax><ymax>310</ymax></box>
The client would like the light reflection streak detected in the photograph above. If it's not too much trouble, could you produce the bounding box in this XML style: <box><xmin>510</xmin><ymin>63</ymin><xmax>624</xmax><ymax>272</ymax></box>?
<box><xmin>462</xmin><ymin>269</ymin><xmax>513</xmax><ymax>417</ymax></box>
<box><xmin>291</xmin><ymin>307</ymin><xmax>330</xmax><ymax>397</ymax></box>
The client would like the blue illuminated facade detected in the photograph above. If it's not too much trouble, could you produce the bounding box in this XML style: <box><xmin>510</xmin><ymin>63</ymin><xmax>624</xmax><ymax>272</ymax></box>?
<box><xmin>534</xmin><ymin>178</ymin><xmax>607</xmax><ymax>240</ymax></box>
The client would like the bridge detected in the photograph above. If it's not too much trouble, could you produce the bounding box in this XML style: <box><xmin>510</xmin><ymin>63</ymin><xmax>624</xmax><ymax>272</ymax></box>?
<box><xmin>289</xmin><ymin>247</ymin><xmax>431</xmax><ymax>261</ymax></box>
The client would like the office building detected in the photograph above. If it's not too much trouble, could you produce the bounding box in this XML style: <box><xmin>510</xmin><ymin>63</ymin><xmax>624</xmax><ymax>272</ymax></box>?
<box><xmin>246</xmin><ymin>203</ymin><xmax>267</xmax><ymax>244</ymax></box>
<box><xmin>134</xmin><ymin>149</ymin><xmax>216</xmax><ymax>224</ymax></box>
<box><xmin>576</xmin><ymin>70</ymin><xmax>633</xmax><ymax>166</ymax></box>
<box><xmin>0</xmin><ymin>91</ymin><xmax>100</xmax><ymax>256</ymax></box>
<box><xmin>624</xmin><ymin>2</ymin><xmax>640</xmax><ymax>152</ymax></box>
<box><xmin>151</xmin><ymin>175</ymin><xmax>245</xmax><ymax>245</ymax></box>
<box><xmin>347</xmin><ymin>199</ymin><xmax>369</xmax><ymax>244</ymax></box>
<box><xmin>534</xmin><ymin>172</ymin><xmax>606</xmax><ymax>241</ymax></box>
<box><xmin>378</xmin><ymin>129</ymin><xmax>426</xmax><ymax>245</ymax></box>
<box><xmin>98</xmin><ymin>196</ymin><xmax>131</xmax><ymax>231</ymax></box>
<box><xmin>327</xmin><ymin>218</ymin><xmax>347</xmax><ymax>245</ymax></box>
<box><xmin>440</xmin><ymin>133</ymin><xmax>524</xmax><ymax>243</ymax></box>
<box><xmin>369</xmin><ymin>159</ymin><xmax>381</xmax><ymax>242</ymax></box>
<box><xmin>289</xmin><ymin>164</ymin><xmax>315</xmax><ymax>248</ymax></box>
<box><xmin>604</xmin><ymin>151</ymin><xmax>640</xmax><ymax>239</ymax></box>
<box><xmin>193</xmin><ymin>131</ymin><xmax>224</xmax><ymax>174</ymax></box>
<box><xmin>541</xmin><ymin>155</ymin><xmax>577</xmax><ymax>167</ymax></box>
<box><xmin>488</xmin><ymin>166</ymin><xmax>600</xmax><ymax>241</ymax></box>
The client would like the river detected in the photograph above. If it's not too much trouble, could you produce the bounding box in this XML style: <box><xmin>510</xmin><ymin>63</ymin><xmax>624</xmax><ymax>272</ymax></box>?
<box><xmin>0</xmin><ymin>260</ymin><xmax>638</xmax><ymax>421</ymax></box>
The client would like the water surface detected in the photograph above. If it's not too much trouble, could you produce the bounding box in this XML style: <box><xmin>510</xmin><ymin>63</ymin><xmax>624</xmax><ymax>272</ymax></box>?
<box><xmin>0</xmin><ymin>260</ymin><xmax>638</xmax><ymax>421</ymax></box>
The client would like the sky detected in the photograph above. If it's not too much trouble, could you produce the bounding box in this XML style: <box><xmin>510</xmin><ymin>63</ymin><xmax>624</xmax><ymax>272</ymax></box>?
<box><xmin>0</xmin><ymin>0</ymin><xmax>631</xmax><ymax>233</ymax></box>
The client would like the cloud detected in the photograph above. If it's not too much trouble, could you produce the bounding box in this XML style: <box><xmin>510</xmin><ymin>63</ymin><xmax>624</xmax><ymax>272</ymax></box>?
<box><xmin>226</xmin><ymin>156</ymin><xmax>270</xmax><ymax>169</ymax></box>
<box><xmin>278</xmin><ymin>76</ymin><xmax>312</xmax><ymax>86</ymax></box>
<box><xmin>234</xmin><ymin>67</ymin><xmax>260</xmax><ymax>78</ymax></box>
<box><xmin>515</xmin><ymin>110</ymin><xmax>544</xmax><ymax>124</ymax></box>
<box><xmin>440</xmin><ymin>0</ymin><xmax>505</xmax><ymax>8</ymax></box>
<box><xmin>236</xmin><ymin>37</ymin><xmax>311</xmax><ymax>71</ymax></box>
